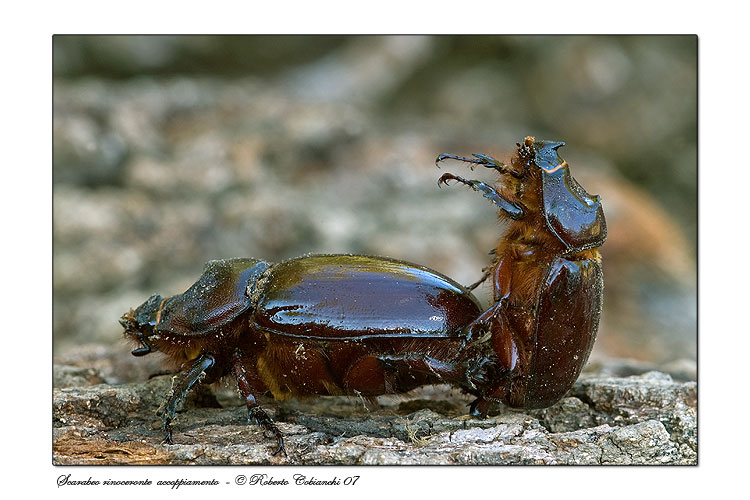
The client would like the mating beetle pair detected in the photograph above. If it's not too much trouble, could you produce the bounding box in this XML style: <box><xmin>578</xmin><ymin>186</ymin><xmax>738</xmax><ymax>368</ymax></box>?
<box><xmin>120</xmin><ymin>136</ymin><xmax>606</xmax><ymax>456</ymax></box>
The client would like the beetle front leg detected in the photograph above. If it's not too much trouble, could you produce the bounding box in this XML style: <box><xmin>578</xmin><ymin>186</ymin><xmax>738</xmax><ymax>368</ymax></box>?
<box><xmin>232</xmin><ymin>352</ymin><xmax>286</xmax><ymax>457</ymax></box>
<box><xmin>438</xmin><ymin>173</ymin><xmax>524</xmax><ymax>220</ymax></box>
<box><xmin>436</xmin><ymin>152</ymin><xmax>524</xmax><ymax>178</ymax></box>
<box><xmin>161</xmin><ymin>353</ymin><xmax>215</xmax><ymax>444</ymax></box>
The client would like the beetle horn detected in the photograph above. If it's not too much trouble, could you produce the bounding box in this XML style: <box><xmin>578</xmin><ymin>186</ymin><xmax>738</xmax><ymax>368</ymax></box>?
<box><xmin>534</xmin><ymin>141</ymin><xmax>567</xmax><ymax>173</ymax></box>
<box><xmin>534</xmin><ymin>140</ymin><xmax>607</xmax><ymax>251</ymax></box>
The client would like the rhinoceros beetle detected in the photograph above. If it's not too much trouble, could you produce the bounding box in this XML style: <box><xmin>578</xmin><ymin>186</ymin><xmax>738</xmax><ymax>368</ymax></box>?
<box><xmin>120</xmin><ymin>136</ymin><xmax>606</xmax><ymax>456</ymax></box>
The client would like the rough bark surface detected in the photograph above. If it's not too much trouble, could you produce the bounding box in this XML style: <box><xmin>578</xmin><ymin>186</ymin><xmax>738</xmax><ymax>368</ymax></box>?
<box><xmin>53</xmin><ymin>355</ymin><xmax>696</xmax><ymax>465</ymax></box>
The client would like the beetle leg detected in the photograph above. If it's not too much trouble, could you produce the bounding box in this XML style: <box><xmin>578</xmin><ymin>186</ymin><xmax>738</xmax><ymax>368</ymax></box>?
<box><xmin>465</xmin><ymin>250</ymin><xmax>531</xmax><ymax>414</ymax></box>
<box><xmin>465</xmin><ymin>265</ymin><xmax>492</xmax><ymax>291</ymax></box>
<box><xmin>488</xmin><ymin>251</ymin><xmax>525</xmax><ymax>372</ymax></box>
<box><xmin>161</xmin><ymin>353</ymin><xmax>215</xmax><ymax>444</ymax></box>
<box><xmin>462</xmin><ymin>253</ymin><xmax>511</xmax><ymax>344</ymax></box>
<box><xmin>491</xmin><ymin>250</ymin><xmax>511</xmax><ymax>302</ymax></box>
<box><xmin>436</xmin><ymin>152</ymin><xmax>519</xmax><ymax>176</ymax></box>
<box><xmin>466</xmin><ymin>358</ymin><xmax>509</xmax><ymax>417</ymax></box>
<box><xmin>438</xmin><ymin>173</ymin><xmax>524</xmax><ymax>220</ymax></box>
<box><xmin>463</xmin><ymin>251</ymin><xmax>521</xmax><ymax>369</ymax></box>
<box><xmin>232</xmin><ymin>352</ymin><xmax>287</xmax><ymax>457</ymax></box>
<box><xmin>436</xmin><ymin>152</ymin><xmax>525</xmax><ymax>178</ymax></box>
<box><xmin>248</xmin><ymin>398</ymin><xmax>286</xmax><ymax>458</ymax></box>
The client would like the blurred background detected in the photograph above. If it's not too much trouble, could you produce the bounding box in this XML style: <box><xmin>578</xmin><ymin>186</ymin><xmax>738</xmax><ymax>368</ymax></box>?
<box><xmin>53</xmin><ymin>35</ymin><xmax>697</xmax><ymax>382</ymax></box>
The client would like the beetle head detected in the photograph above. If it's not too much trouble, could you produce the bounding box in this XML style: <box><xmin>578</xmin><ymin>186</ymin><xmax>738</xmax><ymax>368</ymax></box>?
<box><xmin>529</xmin><ymin>138</ymin><xmax>607</xmax><ymax>252</ymax></box>
<box><xmin>120</xmin><ymin>294</ymin><xmax>164</xmax><ymax>356</ymax></box>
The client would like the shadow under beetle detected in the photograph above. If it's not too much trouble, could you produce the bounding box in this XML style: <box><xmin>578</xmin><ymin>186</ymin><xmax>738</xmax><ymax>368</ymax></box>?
<box><xmin>120</xmin><ymin>136</ymin><xmax>606</xmax><ymax>456</ymax></box>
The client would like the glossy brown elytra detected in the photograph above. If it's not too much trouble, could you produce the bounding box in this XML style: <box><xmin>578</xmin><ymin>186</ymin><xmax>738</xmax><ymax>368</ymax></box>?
<box><xmin>120</xmin><ymin>136</ymin><xmax>606</xmax><ymax>456</ymax></box>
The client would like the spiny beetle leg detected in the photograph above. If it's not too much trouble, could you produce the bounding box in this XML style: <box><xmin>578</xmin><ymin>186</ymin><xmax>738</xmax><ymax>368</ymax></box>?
<box><xmin>232</xmin><ymin>352</ymin><xmax>287</xmax><ymax>457</ymax></box>
<box><xmin>437</xmin><ymin>173</ymin><xmax>524</xmax><ymax>220</ymax></box>
<box><xmin>465</xmin><ymin>266</ymin><xmax>492</xmax><ymax>291</ymax></box>
<box><xmin>161</xmin><ymin>353</ymin><xmax>216</xmax><ymax>444</ymax></box>
<box><xmin>249</xmin><ymin>405</ymin><xmax>287</xmax><ymax>457</ymax></box>
<box><xmin>163</xmin><ymin>426</ymin><xmax>173</xmax><ymax>445</ymax></box>
<box><xmin>473</xmin><ymin>153</ymin><xmax>526</xmax><ymax>179</ymax></box>
<box><xmin>436</xmin><ymin>153</ymin><xmax>481</xmax><ymax>170</ymax></box>
<box><xmin>436</xmin><ymin>152</ymin><xmax>523</xmax><ymax>178</ymax></box>
<box><xmin>469</xmin><ymin>153</ymin><xmax>504</xmax><ymax>171</ymax></box>
<box><xmin>435</xmin><ymin>152</ymin><xmax>505</xmax><ymax>170</ymax></box>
